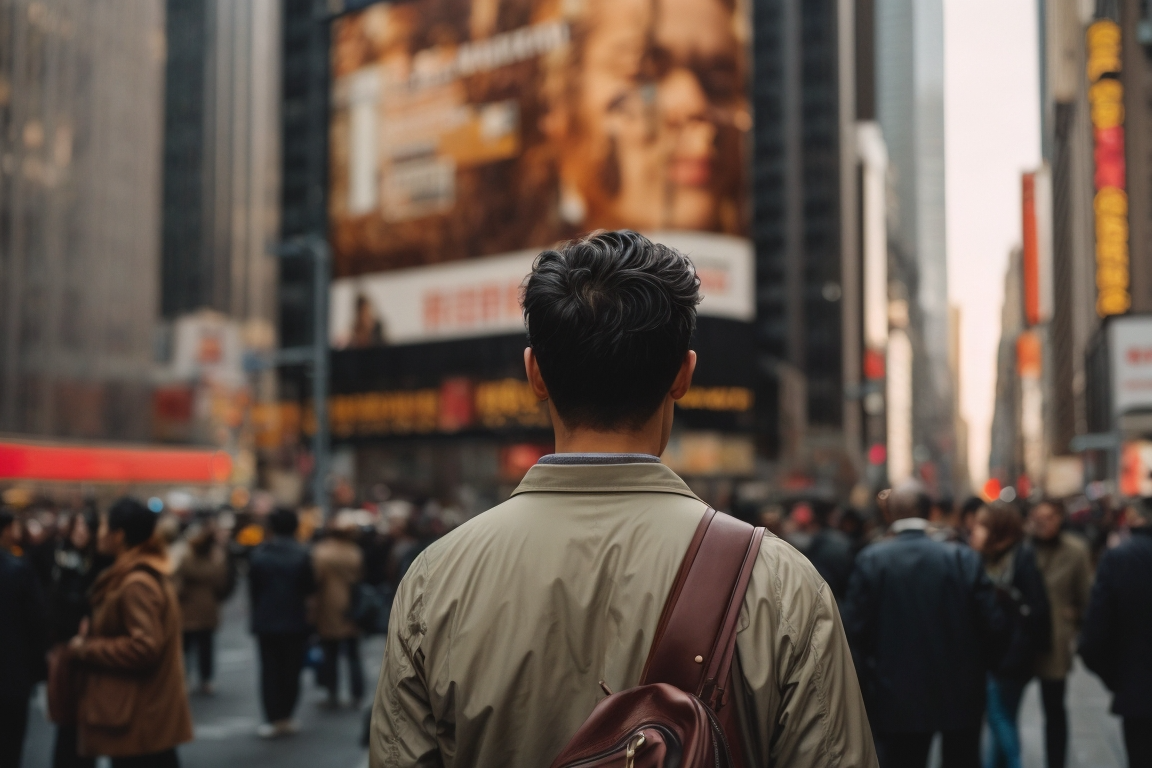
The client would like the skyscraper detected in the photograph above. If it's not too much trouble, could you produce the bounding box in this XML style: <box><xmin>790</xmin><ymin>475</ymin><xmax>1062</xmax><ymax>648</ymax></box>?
<box><xmin>874</xmin><ymin>0</ymin><xmax>956</xmax><ymax>492</ymax></box>
<box><xmin>161</xmin><ymin>0</ymin><xmax>282</xmax><ymax>328</ymax></box>
<box><xmin>0</xmin><ymin>0</ymin><xmax>166</xmax><ymax>440</ymax></box>
<box><xmin>753</xmin><ymin>0</ymin><xmax>862</xmax><ymax>487</ymax></box>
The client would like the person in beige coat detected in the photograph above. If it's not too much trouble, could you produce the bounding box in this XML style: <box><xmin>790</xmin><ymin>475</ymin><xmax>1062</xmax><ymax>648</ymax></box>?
<box><xmin>312</xmin><ymin>513</ymin><xmax>365</xmax><ymax>708</ymax></box>
<box><xmin>70</xmin><ymin>498</ymin><xmax>192</xmax><ymax>768</ymax></box>
<box><xmin>1030</xmin><ymin>501</ymin><xmax>1093</xmax><ymax>768</ymax></box>
<box><xmin>174</xmin><ymin>521</ymin><xmax>230</xmax><ymax>695</ymax></box>
<box><xmin>369</xmin><ymin>232</ymin><xmax>876</xmax><ymax>767</ymax></box>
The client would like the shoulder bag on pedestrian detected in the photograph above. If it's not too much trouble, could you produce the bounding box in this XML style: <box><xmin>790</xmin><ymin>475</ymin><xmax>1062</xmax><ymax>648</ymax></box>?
<box><xmin>550</xmin><ymin>508</ymin><xmax>765</xmax><ymax>768</ymax></box>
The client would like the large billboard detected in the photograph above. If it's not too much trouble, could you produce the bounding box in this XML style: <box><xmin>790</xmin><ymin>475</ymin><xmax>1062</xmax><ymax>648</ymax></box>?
<box><xmin>328</xmin><ymin>0</ymin><xmax>752</xmax><ymax>345</ymax></box>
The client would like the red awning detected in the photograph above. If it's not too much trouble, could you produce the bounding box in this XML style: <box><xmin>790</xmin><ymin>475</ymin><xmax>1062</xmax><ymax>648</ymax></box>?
<box><xmin>0</xmin><ymin>441</ymin><xmax>232</xmax><ymax>484</ymax></box>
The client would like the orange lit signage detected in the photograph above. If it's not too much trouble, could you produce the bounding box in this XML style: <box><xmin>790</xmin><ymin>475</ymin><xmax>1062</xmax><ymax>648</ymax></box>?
<box><xmin>1022</xmin><ymin>174</ymin><xmax>1040</xmax><ymax>326</ymax></box>
<box><xmin>1017</xmin><ymin>330</ymin><xmax>1042</xmax><ymax>378</ymax></box>
<box><xmin>1087</xmin><ymin>20</ymin><xmax>1130</xmax><ymax>316</ymax></box>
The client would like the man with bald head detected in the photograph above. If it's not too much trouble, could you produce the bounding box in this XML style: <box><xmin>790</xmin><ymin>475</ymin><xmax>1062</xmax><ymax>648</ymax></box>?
<box><xmin>843</xmin><ymin>483</ymin><xmax>1008</xmax><ymax>768</ymax></box>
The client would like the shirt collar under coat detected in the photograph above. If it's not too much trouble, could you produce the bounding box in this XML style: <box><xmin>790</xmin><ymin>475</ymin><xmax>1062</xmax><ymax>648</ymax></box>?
<box><xmin>889</xmin><ymin>517</ymin><xmax>931</xmax><ymax>535</ymax></box>
<box><xmin>511</xmin><ymin>460</ymin><xmax>703</xmax><ymax>500</ymax></box>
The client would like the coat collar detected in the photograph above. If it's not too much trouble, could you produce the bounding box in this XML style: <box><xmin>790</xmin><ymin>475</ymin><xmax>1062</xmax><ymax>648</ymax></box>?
<box><xmin>89</xmin><ymin>540</ymin><xmax>170</xmax><ymax>605</ymax></box>
<box><xmin>511</xmin><ymin>461</ymin><xmax>702</xmax><ymax>500</ymax></box>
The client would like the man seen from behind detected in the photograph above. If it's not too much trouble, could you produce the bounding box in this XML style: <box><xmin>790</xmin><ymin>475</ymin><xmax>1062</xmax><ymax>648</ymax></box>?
<box><xmin>369</xmin><ymin>230</ymin><xmax>876</xmax><ymax>767</ymax></box>
<box><xmin>249</xmin><ymin>508</ymin><xmax>315</xmax><ymax>739</ymax></box>
<box><xmin>842</xmin><ymin>484</ymin><xmax>1008</xmax><ymax>768</ymax></box>
<box><xmin>1079</xmin><ymin>498</ymin><xmax>1152</xmax><ymax>768</ymax></box>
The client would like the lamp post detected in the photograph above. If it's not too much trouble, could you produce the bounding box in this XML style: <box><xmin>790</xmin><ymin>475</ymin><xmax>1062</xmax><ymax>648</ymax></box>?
<box><xmin>276</xmin><ymin>235</ymin><xmax>331</xmax><ymax>520</ymax></box>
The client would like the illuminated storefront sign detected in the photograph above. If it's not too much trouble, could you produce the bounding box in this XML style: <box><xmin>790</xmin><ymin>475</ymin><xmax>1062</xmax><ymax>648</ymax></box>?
<box><xmin>1087</xmin><ymin>19</ymin><xmax>1130</xmax><ymax>316</ymax></box>
<box><xmin>276</xmin><ymin>382</ymin><xmax>754</xmax><ymax>440</ymax></box>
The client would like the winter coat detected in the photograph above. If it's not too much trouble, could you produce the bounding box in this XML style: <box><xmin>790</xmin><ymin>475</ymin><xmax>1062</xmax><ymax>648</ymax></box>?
<box><xmin>248</xmin><ymin>535</ymin><xmax>314</xmax><ymax>635</ymax></box>
<box><xmin>0</xmin><ymin>549</ymin><xmax>48</xmax><ymax>701</ymax></box>
<box><xmin>803</xmin><ymin>527</ymin><xmax>855</xmax><ymax>601</ymax></box>
<box><xmin>312</xmin><ymin>536</ymin><xmax>363</xmax><ymax>640</ymax></box>
<box><xmin>72</xmin><ymin>541</ymin><xmax>193</xmax><ymax>758</ymax></box>
<box><xmin>842</xmin><ymin>527</ymin><xmax>1010</xmax><ymax>733</ymax></box>
<box><xmin>1032</xmin><ymin>532</ymin><xmax>1092</xmax><ymax>679</ymax></box>
<box><xmin>48</xmin><ymin>544</ymin><xmax>99</xmax><ymax>644</ymax></box>
<box><xmin>175</xmin><ymin>544</ymin><xmax>229</xmax><ymax>632</ymax></box>
<box><xmin>1079</xmin><ymin>526</ymin><xmax>1152</xmax><ymax>718</ymax></box>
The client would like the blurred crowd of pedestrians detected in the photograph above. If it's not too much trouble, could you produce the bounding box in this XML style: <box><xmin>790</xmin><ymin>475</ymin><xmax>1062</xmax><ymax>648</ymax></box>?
<box><xmin>0</xmin><ymin>493</ymin><xmax>461</xmax><ymax>768</ymax></box>
<box><xmin>770</xmin><ymin>485</ymin><xmax>1150</xmax><ymax>768</ymax></box>
<box><xmin>0</xmin><ymin>484</ymin><xmax>1149</xmax><ymax>768</ymax></box>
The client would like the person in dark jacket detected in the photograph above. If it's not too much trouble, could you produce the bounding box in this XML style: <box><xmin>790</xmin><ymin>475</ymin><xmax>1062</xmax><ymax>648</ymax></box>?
<box><xmin>1079</xmin><ymin>498</ymin><xmax>1152</xmax><ymax>768</ymax></box>
<box><xmin>970</xmin><ymin>502</ymin><xmax>1051</xmax><ymax>768</ymax></box>
<box><xmin>0</xmin><ymin>509</ymin><xmax>49</xmax><ymax>768</ymax></box>
<box><xmin>843</xmin><ymin>482</ymin><xmax>1008</xmax><ymax>768</ymax></box>
<box><xmin>248</xmin><ymin>508</ymin><xmax>315</xmax><ymax>738</ymax></box>
<box><xmin>792</xmin><ymin>499</ymin><xmax>855</xmax><ymax>601</ymax></box>
<box><xmin>48</xmin><ymin>509</ymin><xmax>102</xmax><ymax>768</ymax></box>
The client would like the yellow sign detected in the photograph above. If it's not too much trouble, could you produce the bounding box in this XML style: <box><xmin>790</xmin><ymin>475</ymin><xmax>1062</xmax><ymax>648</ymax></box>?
<box><xmin>1087</xmin><ymin>19</ymin><xmax>1130</xmax><ymax>317</ymax></box>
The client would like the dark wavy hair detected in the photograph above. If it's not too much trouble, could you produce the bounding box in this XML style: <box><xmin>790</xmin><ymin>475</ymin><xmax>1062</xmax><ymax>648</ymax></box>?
<box><xmin>523</xmin><ymin>230</ymin><xmax>700</xmax><ymax>430</ymax></box>
<box><xmin>107</xmin><ymin>497</ymin><xmax>158</xmax><ymax>548</ymax></box>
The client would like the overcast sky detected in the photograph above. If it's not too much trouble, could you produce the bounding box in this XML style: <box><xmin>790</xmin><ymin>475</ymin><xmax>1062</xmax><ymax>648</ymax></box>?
<box><xmin>944</xmin><ymin>0</ymin><xmax>1042</xmax><ymax>486</ymax></box>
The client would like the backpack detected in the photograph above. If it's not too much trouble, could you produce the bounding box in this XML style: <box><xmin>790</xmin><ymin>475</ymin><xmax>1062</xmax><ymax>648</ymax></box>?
<box><xmin>550</xmin><ymin>508</ymin><xmax>765</xmax><ymax>768</ymax></box>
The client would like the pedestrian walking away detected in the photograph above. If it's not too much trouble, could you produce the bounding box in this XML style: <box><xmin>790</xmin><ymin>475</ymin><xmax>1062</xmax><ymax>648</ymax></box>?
<box><xmin>0</xmin><ymin>509</ymin><xmax>49</xmax><ymax>768</ymax></box>
<box><xmin>1029</xmin><ymin>500</ymin><xmax>1093</xmax><ymax>768</ymax></box>
<box><xmin>842</xmin><ymin>482</ymin><xmax>1010</xmax><ymax>768</ymax></box>
<box><xmin>248</xmin><ymin>507</ymin><xmax>316</xmax><ymax>739</ymax></box>
<box><xmin>312</xmin><ymin>511</ymin><xmax>366</xmax><ymax>709</ymax></box>
<box><xmin>68</xmin><ymin>498</ymin><xmax>193</xmax><ymax>768</ymax></box>
<box><xmin>1079</xmin><ymin>498</ymin><xmax>1152</xmax><ymax>768</ymax></box>
<box><xmin>368</xmin><ymin>231</ymin><xmax>877</xmax><ymax>767</ymax></box>
<box><xmin>970</xmin><ymin>502</ymin><xmax>1052</xmax><ymax>768</ymax></box>
<box><xmin>174</xmin><ymin>519</ymin><xmax>230</xmax><ymax>696</ymax></box>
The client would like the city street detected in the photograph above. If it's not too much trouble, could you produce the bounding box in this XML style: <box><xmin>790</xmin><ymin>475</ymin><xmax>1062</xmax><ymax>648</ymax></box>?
<box><xmin>23</xmin><ymin>585</ymin><xmax>385</xmax><ymax>768</ymax></box>
<box><xmin>19</xmin><ymin>581</ymin><xmax>1125</xmax><ymax>768</ymax></box>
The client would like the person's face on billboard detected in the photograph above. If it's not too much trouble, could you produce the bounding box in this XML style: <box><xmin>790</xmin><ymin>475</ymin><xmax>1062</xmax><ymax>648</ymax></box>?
<box><xmin>560</xmin><ymin>0</ymin><xmax>741</xmax><ymax>231</ymax></box>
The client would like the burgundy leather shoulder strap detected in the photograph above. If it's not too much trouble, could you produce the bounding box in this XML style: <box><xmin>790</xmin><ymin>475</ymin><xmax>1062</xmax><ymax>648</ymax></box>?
<box><xmin>641</xmin><ymin>508</ymin><xmax>765</xmax><ymax>711</ymax></box>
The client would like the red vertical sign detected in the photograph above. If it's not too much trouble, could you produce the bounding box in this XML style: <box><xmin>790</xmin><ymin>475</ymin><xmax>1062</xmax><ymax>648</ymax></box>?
<box><xmin>1021</xmin><ymin>173</ymin><xmax>1040</xmax><ymax>326</ymax></box>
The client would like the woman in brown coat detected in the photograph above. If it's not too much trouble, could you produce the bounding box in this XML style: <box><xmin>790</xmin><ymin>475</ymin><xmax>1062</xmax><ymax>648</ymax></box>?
<box><xmin>311</xmin><ymin>512</ymin><xmax>364</xmax><ymax>708</ymax></box>
<box><xmin>69</xmin><ymin>498</ymin><xmax>193</xmax><ymax>768</ymax></box>
<box><xmin>174</xmin><ymin>522</ymin><xmax>229</xmax><ymax>695</ymax></box>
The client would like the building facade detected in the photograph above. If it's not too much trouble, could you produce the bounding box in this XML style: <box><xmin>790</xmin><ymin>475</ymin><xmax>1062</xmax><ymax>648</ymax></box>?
<box><xmin>873</xmin><ymin>0</ymin><xmax>958</xmax><ymax>494</ymax></box>
<box><xmin>162</xmin><ymin>0</ymin><xmax>282</xmax><ymax>329</ymax></box>
<box><xmin>0</xmin><ymin>0</ymin><xmax>166</xmax><ymax>441</ymax></box>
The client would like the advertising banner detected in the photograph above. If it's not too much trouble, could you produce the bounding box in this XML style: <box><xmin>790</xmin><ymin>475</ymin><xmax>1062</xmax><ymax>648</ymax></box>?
<box><xmin>330</xmin><ymin>231</ymin><xmax>753</xmax><ymax>346</ymax></box>
<box><xmin>328</xmin><ymin>0</ymin><xmax>751</xmax><ymax>343</ymax></box>
<box><xmin>1110</xmin><ymin>315</ymin><xmax>1152</xmax><ymax>417</ymax></box>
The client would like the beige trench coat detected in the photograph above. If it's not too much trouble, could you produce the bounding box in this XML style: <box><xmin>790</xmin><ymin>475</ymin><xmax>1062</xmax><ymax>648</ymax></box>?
<box><xmin>369</xmin><ymin>462</ymin><xmax>877</xmax><ymax>768</ymax></box>
<box><xmin>174</xmin><ymin>545</ymin><xmax>229</xmax><ymax>632</ymax></box>
<box><xmin>312</xmin><ymin>536</ymin><xmax>364</xmax><ymax>640</ymax></box>
<box><xmin>1033</xmin><ymin>532</ymin><xmax>1093</xmax><ymax>680</ymax></box>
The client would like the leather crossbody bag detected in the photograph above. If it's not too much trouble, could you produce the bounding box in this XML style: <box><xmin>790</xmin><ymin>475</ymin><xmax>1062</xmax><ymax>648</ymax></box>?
<box><xmin>550</xmin><ymin>508</ymin><xmax>765</xmax><ymax>768</ymax></box>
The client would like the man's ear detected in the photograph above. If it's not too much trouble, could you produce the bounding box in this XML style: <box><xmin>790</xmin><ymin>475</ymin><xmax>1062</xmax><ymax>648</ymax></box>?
<box><xmin>669</xmin><ymin>351</ymin><xmax>697</xmax><ymax>400</ymax></box>
<box><xmin>524</xmin><ymin>347</ymin><xmax>550</xmax><ymax>401</ymax></box>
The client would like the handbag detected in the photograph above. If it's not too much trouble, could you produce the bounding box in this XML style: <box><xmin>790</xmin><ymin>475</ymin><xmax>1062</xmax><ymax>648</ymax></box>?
<box><xmin>550</xmin><ymin>508</ymin><xmax>765</xmax><ymax>768</ymax></box>
<box><xmin>47</xmin><ymin>643</ymin><xmax>82</xmax><ymax>726</ymax></box>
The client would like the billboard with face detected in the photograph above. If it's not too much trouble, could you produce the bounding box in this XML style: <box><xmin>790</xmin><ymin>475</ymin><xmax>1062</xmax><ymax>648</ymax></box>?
<box><xmin>328</xmin><ymin>0</ymin><xmax>751</xmax><ymax>281</ymax></box>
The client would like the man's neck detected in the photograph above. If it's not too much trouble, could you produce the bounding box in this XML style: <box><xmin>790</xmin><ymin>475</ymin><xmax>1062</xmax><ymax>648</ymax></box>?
<box><xmin>549</xmin><ymin>402</ymin><xmax>670</xmax><ymax>456</ymax></box>
<box><xmin>553</xmin><ymin>430</ymin><xmax>664</xmax><ymax>456</ymax></box>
